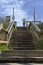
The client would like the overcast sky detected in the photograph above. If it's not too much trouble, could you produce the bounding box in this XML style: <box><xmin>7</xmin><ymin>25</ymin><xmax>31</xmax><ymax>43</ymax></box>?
<box><xmin>0</xmin><ymin>0</ymin><xmax>43</xmax><ymax>26</ymax></box>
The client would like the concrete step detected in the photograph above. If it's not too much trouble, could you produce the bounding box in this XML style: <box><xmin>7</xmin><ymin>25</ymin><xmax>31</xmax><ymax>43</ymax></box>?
<box><xmin>17</xmin><ymin>27</ymin><xmax>27</xmax><ymax>31</ymax></box>
<box><xmin>11</xmin><ymin>45</ymin><xmax>35</xmax><ymax>47</ymax></box>
<box><xmin>11</xmin><ymin>35</ymin><xmax>33</xmax><ymax>41</ymax></box>
<box><xmin>0</xmin><ymin>57</ymin><xmax>43</xmax><ymax>63</ymax></box>
<box><xmin>14</xmin><ymin>31</ymin><xmax>32</xmax><ymax>36</ymax></box>
<box><xmin>1</xmin><ymin>50</ymin><xmax>43</xmax><ymax>62</ymax></box>
<box><xmin>11</xmin><ymin>31</ymin><xmax>33</xmax><ymax>41</ymax></box>
<box><xmin>10</xmin><ymin>46</ymin><xmax>35</xmax><ymax>49</ymax></box>
<box><xmin>10</xmin><ymin>47</ymin><xmax>35</xmax><ymax>50</ymax></box>
<box><xmin>13</xmin><ymin>35</ymin><xmax>32</xmax><ymax>40</ymax></box>
<box><xmin>10</xmin><ymin>41</ymin><xmax>34</xmax><ymax>45</ymax></box>
<box><xmin>12</xmin><ymin>38</ymin><xmax>33</xmax><ymax>41</ymax></box>
<box><xmin>11</xmin><ymin>40</ymin><xmax>33</xmax><ymax>42</ymax></box>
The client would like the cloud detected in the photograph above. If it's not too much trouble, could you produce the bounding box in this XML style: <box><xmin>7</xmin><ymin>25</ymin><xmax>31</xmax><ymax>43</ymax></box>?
<box><xmin>0</xmin><ymin>0</ymin><xmax>35</xmax><ymax>26</ymax></box>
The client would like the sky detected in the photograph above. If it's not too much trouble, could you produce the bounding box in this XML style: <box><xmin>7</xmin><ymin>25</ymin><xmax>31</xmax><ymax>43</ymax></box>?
<box><xmin>0</xmin><ymin>0</ymin><xmax>43</xmax><ymax>26</ymax></box>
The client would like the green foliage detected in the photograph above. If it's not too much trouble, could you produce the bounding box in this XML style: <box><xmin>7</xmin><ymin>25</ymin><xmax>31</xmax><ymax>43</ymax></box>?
<box><xmin>36</xmin><ymin>40</ymin><xmax>43</xmax><ymax>50</ymax></box>
<box><xmin>3</xmin><ymin>22</ymin><xmax>9</xmax><ymax>29</ymax></box>
<box><xmin>0</xmin><ymin>22</ymin><xmax>9</xmax><ymax>29</ymax></box>
<box><xmin>14</xmin><ymin>27</ymin><xmax>17</xmax><ymax>31</ymax></box>
<box><xmin>0</xmin><ymin>44</ymin><xmax>9</xmax><ymax>50</ymax></box>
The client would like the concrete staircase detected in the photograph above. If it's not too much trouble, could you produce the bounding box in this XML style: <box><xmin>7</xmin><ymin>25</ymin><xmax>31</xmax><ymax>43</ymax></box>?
<box><xmin>9</xmin><ymin>27</ymin><xmax>35</xmax><ymax>50</ymax></box>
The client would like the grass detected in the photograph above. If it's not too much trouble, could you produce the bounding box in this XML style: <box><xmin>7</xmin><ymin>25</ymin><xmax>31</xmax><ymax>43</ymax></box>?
<box><xmin>0</xmin><ymin>44</ymin><xmax>10</xmax><ymax>50</ymax></box>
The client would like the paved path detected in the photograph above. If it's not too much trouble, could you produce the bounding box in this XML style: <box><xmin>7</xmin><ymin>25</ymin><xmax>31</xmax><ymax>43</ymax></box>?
<box><xmin>0</xmin><ymin>63</ymin><xmax>43</xmax><ymax>65</ymax></box>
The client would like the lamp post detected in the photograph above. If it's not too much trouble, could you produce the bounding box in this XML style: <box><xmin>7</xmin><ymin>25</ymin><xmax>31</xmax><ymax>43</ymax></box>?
<box><xmin>12</xmin><ymin>7</ymin><xmax>15</xmax><ymax>22</ymax></box>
